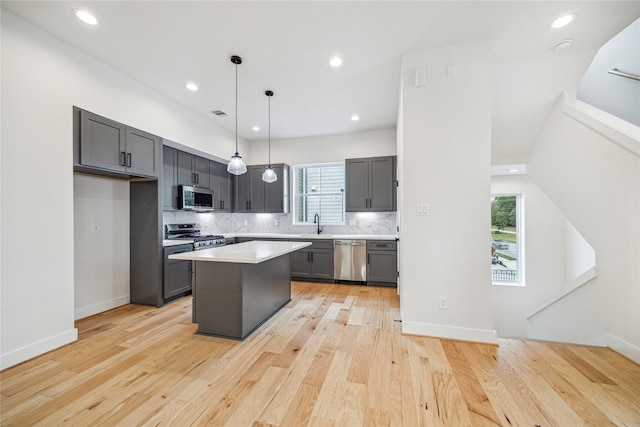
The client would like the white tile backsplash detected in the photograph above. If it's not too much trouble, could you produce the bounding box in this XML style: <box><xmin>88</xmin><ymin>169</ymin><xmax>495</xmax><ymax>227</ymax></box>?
<box><xmin>162</xmin><ymin>211</ymin><xmax>397</xmax><ymax>236</ymax></box>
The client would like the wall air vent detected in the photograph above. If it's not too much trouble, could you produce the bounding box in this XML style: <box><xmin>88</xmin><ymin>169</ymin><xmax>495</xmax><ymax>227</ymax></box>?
<box><xmin>211</xmin><ymin>110</ymin><xmax>228</xmax><ymax>117</ymax></box>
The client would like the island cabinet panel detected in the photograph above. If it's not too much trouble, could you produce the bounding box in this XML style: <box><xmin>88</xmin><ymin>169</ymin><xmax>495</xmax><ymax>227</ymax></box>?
<box><xmin>192</xmin><ymin>252</ymin><xmax>291</xmax><ymax>339</ymax></box>
<box><xmin>345</xmin><ymin>156</ymin><xmax>396</xmax><ymax>212</ymax></box>
<box><xmin>75</xmin><ymin>108</ymin><xmax>161</xmax><ymax>179</ymax></box>
<box><xmin>366</xmin><ymin>240</ymin><xmax>398</xmax><ymax>287</ymax></box>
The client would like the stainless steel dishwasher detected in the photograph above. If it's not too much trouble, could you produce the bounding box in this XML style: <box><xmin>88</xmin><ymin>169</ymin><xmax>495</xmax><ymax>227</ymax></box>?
<box><xmin>333</xmin><ymin>240</ymin><xmax>367</xmax><ymax>282</ymax></box>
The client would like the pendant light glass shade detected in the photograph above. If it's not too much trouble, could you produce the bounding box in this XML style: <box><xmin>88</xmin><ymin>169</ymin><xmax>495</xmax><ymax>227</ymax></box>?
<box><xmin>227</xmin><ymin>55</ymin><xmax>247</xmax><ymax>175</ymax></box>
<box><xmin>262</xmin><ymin>90</ymin><xmax>277</xmax><ymax>183</ymax></box>
<box><xmin>262</xmin><ymin>166</ymin><xmax>277</xmax><ymax>183</ymax></box>
<box><xmin>228</xmin><ymin>153</ymin><xmax>247</xmax><ymax>175</ymax></box>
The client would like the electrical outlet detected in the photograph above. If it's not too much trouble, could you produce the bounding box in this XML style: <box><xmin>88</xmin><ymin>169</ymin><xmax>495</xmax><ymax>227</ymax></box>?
<box><xmin>366</xmin><ymin>220</ymin><xmax>371</xmax><ymax>227</ymax></box>
<box><xmin>92</xmin><ymin>223</ymin><xmax>100</xmax><ymax>233</ymax></box>
<box><xmin>243</xmin><ymin>220</ymin><xmax>248</xmax><ymax>226</ymax></box>
<box><xmin>417</xmin><ymin>204</ymin><xmax>429</xmax><ymax>216</ymax></box>
<box><xmin>439</xmin><ymin>297</ymin><xmax>448</xmax><ymax>309</ymax></box>
<box><xmin>274</xmin><ymin>219</ymin><xmax>279</xmax><ymax>226</ymax></box>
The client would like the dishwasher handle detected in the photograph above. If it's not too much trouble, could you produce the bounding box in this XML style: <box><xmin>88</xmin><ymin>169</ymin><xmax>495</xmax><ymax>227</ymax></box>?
<box><xmin>334</xmin><ymin>240</ymin><xmax>365</xmax><ymax>246</ymax></box>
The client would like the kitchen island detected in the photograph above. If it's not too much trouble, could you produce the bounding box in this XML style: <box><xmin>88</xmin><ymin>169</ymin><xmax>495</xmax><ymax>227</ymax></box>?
<box><xmin>169</xmin><ymin>240</ymin><xmax>311</xmax><ymax>339</ymax></box>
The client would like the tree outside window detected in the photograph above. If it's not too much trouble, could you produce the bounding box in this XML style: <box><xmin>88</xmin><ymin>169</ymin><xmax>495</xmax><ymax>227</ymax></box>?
<box><xmin>491</xmin><ymin>194</ymin><xmax>524</xmax><ymax>285</ymax></box>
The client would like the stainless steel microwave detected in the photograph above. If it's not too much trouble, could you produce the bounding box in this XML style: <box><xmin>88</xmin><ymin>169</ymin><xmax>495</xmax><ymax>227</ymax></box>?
<box><xmin>178</xmin><ymin>185</ymin><xmax>214</xmax><ymax>211</ymax></box>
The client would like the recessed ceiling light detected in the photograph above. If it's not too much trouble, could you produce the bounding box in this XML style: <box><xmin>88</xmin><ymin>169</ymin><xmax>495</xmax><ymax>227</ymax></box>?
<box><xmin>351</xmin><ymin>115</ymin><xmax>360</xmax><ymax>121</ymax></box>
<box><xmin>252</xmin><ymin>126</ymin><xmax>260</xmax><ymax>132</ymax></box>
<box><xmin>185</xmin><ymin>82</ymin><xmax>198</xmax><ymax>91</ymax></box>
<box><xmin>551</xmin><ymin>13</ymin><xmax>576</xmax><ymax>29</ymax></box>
<box><xmin>330</xmin><ymin>57</ymin><xmax>343</xmax><ymax>67</ymax></box>
<box><xmin>508</xmin><ymin>169</ymin><xmax>520</xmax><ymax>173</ymax></box>
<box><xmin>73</xmin><ymin>9</ymin><xmax>98</xmax><ymax>26</ymax></box>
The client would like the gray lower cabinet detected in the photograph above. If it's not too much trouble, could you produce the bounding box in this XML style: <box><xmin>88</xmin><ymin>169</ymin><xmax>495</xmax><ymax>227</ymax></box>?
<box><xmin>74</xmin><ymin>107</ymin><xmax>161</xmax><ymax>178</ymax></box>
<box><xmin>366</xmin><ymin>240</ymin><xmax>398</xmax><ymax>287</ymax></box>
<box><xmin>345</xmin><ymin>156</ymin><xmax>396</xmax><ymax>212</ymax></box>
<box><xmin>290</xmin><ymin>240</ymin><xmax>334</xmax><ymax>281</ymax></box>
<box><xmin>163</xmin><ymin>244</ymin><xmax>193</xmax><ymax>299</ymax></box>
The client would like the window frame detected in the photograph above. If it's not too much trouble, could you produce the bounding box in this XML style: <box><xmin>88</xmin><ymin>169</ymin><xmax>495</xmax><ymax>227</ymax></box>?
<box><xmin>491</xmin><ymin>193</ymin><xmax>525</xmax><ymax>286</ymax></box>
<box><xmin>292</xmin><ymin>162</ymin><xmax>346</xmax><ymax>226</ymax></box>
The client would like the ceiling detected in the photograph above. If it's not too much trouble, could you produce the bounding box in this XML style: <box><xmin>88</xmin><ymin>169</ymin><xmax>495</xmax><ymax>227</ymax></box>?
<box><xmin>2</xmin><ymin>1</ymin><xmax>639</xmax><ymax>163</ymax></box>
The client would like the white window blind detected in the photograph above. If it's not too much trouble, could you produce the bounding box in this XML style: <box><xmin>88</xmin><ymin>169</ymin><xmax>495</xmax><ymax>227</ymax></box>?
<box><xmin>294</xmin><ymin>163</ymin><xmax>345</xmax><ymax>224</ymax></box>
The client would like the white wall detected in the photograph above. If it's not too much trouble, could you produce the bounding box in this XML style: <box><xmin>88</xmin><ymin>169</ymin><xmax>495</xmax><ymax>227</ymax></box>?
<box><xmin>249</xmin><ymin>129</ymin><xmax>397</xmax><ymax>165</ymax></box>
<box><xmin>0</xmin><ymin>11</ymin><xmax>244</xmax><ymax>369</ymax></box>
<box><xmin>491</xmin><ymin>175</ymin><xmax>567</xmax><ymax>338</ymax></box>
<box><xmin>74</xmin><ymin>175</ymin><xmax>130</xmax><ymax>320</ymax></box>
<box><xmin>564</xmin><ymin>220</ymin><xmax>595</xmax><ymax>283</ymax></box>
<box><xmin>577</xmin><ymin>19</ymin><xmax>640</xmax><ymax>126</ymax></box>
<box><xmin>399</xmin><ymin>40</ymin><xmax>496</xmax><ymax>343</ymax></box>
<box><xmin>527</xmin><ymin>102</ymin><xmax>640</xmax><ymax>362</ymax></box>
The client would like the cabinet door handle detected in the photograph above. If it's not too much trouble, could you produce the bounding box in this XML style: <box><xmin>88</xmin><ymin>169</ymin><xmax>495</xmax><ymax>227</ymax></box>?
<box><xmin>120</xmin><ymin>152</ymin><xmax>126</xmax><ymax>167</ymax></box>
<box><xmin>249</xmin><ymin>201</ymin><xmax>252</xmax><ymax>210</ymax></box>
<box><xmin>126</xmin><ymin>153</ymin><xmax>132</xmax><ymax>168</ymax></box>
<box><xmin>367</xmin><ymin>254</ymin><xmax>370</xmax><ymax>264</ymax></box>
<box><xmin>196</xmin><ymin>174</ymin><xmax>199</xmax><ymax>184</ymax></box>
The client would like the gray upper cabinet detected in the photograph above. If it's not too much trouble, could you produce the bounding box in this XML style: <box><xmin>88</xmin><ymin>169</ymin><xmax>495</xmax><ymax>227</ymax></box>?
<box><xmin>345</xmin><ymin>156</ymin><xmax>396</xmax><ymax>212</ymax></box>
<box><xmin>234</xmin><ymin>165</ymin><xmax>264</xmax><ymax>212</ymax></box>
<box><xmin>234</xmin><ymin>164</ymin><xmax>288</xmax><ymax>213</ymax></box>
<box><xmin>177</xmin><ymin>151</ymin><xmax>209</xmax><ymax>188</ymax></box>
<box><xmin>162</xmin><ymin>146</ymin><xmax>178</xmax><ymax>210</ymax></box>
<box><xmin>264</xmin><ymin>164</ymin><xmax>289</xmax><ymax>213</ymax></box>
<box><xmin>210</xmin><ymin>161</ymin><xmax>233</xmax><ymax>212</ymax></box>
<box><xmin>75</xmin><ymin>108</ymin><xmax>161</xmax><ymax>178</ymax></box>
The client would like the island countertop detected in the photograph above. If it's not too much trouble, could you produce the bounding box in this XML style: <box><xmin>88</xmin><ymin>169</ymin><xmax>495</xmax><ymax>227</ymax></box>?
<box><xmin>168</xmin><ymin>240</ymin><xmax>312</xmax><ymax>264</ymax></box>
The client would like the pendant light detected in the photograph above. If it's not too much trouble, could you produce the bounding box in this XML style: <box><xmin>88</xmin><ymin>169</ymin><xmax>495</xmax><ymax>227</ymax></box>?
<box><xmin>262</xmin><ymin>90</ymin><xmax>278</xmax><ymax>183</ymax></box>
<box><xmin>227</xmin><ymin>55</ymin><xmax>247</xmax><ymax>175</ymax></box>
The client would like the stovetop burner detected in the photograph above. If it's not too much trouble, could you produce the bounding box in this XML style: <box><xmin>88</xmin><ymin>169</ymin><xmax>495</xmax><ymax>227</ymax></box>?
<box><xmin>165</xmin><ymin>224</ymin><xmax>225</xmax><ymax>248</ymax></box>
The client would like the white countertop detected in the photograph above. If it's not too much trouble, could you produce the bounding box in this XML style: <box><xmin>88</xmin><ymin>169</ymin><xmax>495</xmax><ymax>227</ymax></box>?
<box><xmin>231</xmin><ymin>233</ymin><xmax>397</xmax><ymax>241</ymax></box>
<box><xmin>168</xmin><ymin>240</ymin><xmax>312</xmax><ymax>264</ymax></box>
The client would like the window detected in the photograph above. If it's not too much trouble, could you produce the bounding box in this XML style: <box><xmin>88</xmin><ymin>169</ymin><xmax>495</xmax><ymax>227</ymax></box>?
<box><xmin>294</xmin><ymin>163</ymin><xmax>345</xmax><ymax>224</ymax></box>
<box><xmin>491</xmin><ymin>194</ymin><xmax>524</xmax><ymax>285</ymax></box>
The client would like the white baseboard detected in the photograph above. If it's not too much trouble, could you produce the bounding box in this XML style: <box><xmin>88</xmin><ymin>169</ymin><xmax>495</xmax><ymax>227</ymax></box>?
<box><xmin>1</xmin><ymin>328</ymin><xmax>78</xmax><ymax>370</ymax></box>
<box><xmin>605</xmin><ymin>334</ymin><xmax>640</xmax><ymax>365</ymax></box>
<box><xmin>402</xmin><ymin>320</ymin><xmax>498</xmax><ymax>345</ymax></box>
<box><xmin>74</xmin><ymin>295</ymin><xmax>130</xmax><ymax>320</ymax></box>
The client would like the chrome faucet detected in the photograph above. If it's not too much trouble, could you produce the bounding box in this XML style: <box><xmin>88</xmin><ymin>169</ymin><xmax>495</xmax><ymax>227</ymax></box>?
<box><xmin>313</xmin><ymin>213</ymin><xmax>323</xmax><ymax>235</ymax></box>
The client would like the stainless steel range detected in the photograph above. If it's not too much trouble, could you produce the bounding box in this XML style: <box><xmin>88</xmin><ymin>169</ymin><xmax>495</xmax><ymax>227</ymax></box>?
<box><xmin>164</xmin><ymin>223</ymin><xmax>226</xmax><ymax>250</ymax></box>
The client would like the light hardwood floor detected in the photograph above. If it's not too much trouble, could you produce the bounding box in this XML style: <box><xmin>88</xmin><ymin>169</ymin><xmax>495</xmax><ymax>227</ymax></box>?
<box><xmin>1</xmin><ymin>281</ymin><xmax>639</xmax><ymax>426</ymax></box>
